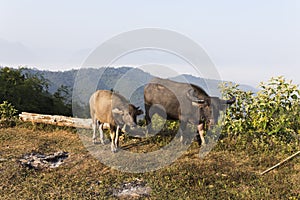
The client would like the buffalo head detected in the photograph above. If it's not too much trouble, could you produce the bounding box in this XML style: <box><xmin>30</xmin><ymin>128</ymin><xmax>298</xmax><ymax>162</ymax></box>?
<box><xmin>187</xmin><ymin>88</ymin><xmax>235</xmax><ymax>127</ymax></box>
<box><xmin>129</xmin><ymin>104</ymin><xmax>144</xmax><ymax>124</ymax></box>
<box><xmin>112</xmin><ymin>104</ymin><xmax>143</xmax><ymax>128</ymax></box>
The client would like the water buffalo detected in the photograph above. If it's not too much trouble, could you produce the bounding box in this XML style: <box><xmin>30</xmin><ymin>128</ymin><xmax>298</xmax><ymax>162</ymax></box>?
<box><xmin>89</xmin><ymin>90</ymin><xmax>143</xmax><ymax>152</ymax></box>
<box><xmin>144</xmin><ymin>78</ymin><xmax>235</xmax><ymax>145</ymax></box>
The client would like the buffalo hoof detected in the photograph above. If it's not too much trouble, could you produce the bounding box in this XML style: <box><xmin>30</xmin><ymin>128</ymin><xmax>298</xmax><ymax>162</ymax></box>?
<box><xmin>93</xmin><ymin>140</ymin><xmax>102</xmax><ymax>145</ymax></box>
<box><xmin>194</xmin><ymin>135</ymin><xmax>201</xmax><ymax>146</ymax></box>
<box><xmin>182</xmin><ymin>139</ymin><xmax>193</xmax><ymax>146</ymax></box>
<box><xmin>102</xmin><ymin>139</ymin><xmax>110</xmax><ymax>145</ymax></box>
<box><xmin>111</xmin><ymin>144</ymin><xmax>119</xmax><ymax>153</ymax></box>
<box><xmin>111</xmin><ymin>148</ymin><xmax>119</xmax><ymax>153</ymax></box>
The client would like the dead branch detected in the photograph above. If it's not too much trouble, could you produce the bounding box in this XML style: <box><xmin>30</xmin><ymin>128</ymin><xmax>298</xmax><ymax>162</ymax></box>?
<box><xmin>260</xmin><ymin>151</ymin><xmax>300</xmax><ymax>175</ymax></box>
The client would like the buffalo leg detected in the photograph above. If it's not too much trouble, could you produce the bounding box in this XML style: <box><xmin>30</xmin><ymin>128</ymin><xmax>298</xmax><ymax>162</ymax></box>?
<box><xmin>178</xmin><ymin>121</ymin><xmax>186</xmax><ymax>142</ymax></box>
<box><xmin>92</xmin><ymin>119</ymin><xmax>98</xmax><ymax>144</ymax></box>
<box><xmin>99</xmin><ymin>123</ymin><xmax>104</xmax><ymax>144</ymax></box>
<box><xmin>179</xmin><ymin>121</ymin><xmax>193</xmax><ymax>144</ymax></box>
<box><xmin>115</xmin><ymin>125</ymin><xmax>120</xmax><ymax>149</ymax></box>
<box><xmin>144</xmin><ymin>104</ymin><xmax>152</xmax><ymax>135</ymax></box>
<box><xmin>145</xmin><ymin>104</ymin><xmax>152</xmax><ymax>125</ymax></box>
<box><xmin>197</xmin><ymin>124</ymin><xmax>206</xmax><ymax>146</ymax></box>
<box><xmin>110</xmin><ymin>126</ymin><xmax>118</xmax><ymax>153</ymax></box>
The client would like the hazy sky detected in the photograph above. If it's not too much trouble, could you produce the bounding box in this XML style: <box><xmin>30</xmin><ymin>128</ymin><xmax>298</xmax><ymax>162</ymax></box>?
<box><xmin>0</xmin><ymin>0</ymin><xmax>299</xmax><ymax>87</ymax></box>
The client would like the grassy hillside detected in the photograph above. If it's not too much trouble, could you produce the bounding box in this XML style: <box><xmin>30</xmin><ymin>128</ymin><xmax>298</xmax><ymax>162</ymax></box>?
<box><xmin>0</xmin><ymin>124</ymin><xmax>299</xmax><ymax>199</ymax></box>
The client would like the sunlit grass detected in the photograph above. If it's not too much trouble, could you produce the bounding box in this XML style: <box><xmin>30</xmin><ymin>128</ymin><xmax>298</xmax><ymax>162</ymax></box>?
<box><xmin>0</xmin><ymin>124</ymin><xmax>299</xmax><ymax>199</ymax></box>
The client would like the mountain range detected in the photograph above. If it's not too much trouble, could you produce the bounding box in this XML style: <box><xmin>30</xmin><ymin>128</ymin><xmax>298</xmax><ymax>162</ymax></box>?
<box><xmin>24</xmin><ymin>67</ymin><xmax>257</xmax><ymax>113</ymax></box>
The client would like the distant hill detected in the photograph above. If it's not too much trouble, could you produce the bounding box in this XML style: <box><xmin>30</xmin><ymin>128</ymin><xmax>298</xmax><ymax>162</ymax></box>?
<box><xmin>24</xmin><ymin>67</ymin><xmax>257</xmax><ymax>116</ymax></box>
<box><xmin>0</xmin><ymin>39</ymin><xmax>36</xmax><ymax>63</ymax></box>
<box><xmin>23</xmin><ymin>68</ymin><xmax>78</xmax><ymax>94</ymax></box>
<box><xmin>172</xmin><ymin>74</ymin><xmax>257</xmax><ymax>96</ymax></box>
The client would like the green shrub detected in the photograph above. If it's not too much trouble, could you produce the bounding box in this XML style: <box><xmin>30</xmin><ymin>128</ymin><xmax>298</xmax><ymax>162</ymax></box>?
<box><xmin>220</xmin><ymin>82</ymin><xmax>254</xmax><ymax>135</ymax></box>
<box><xmin>220</xmin><ymin>76</ymin><xmax>300</xmax><ymax>138</ymax></box>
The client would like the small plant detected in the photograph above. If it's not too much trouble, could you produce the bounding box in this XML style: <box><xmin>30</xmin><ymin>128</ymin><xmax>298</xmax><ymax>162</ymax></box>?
<box><xmin>0</xmin><ymin>101</ymin><xmax>17</xmax><ymax>120</ymax></box>
<box><xmin>0</xmin><ymin>101</ymin><xmax>18</xmax><ymax>128</ymax></box>
<box><xmin>151</xmin><ymin>114</ymin><xmax>166</xmax><ymax>132</ymax></box>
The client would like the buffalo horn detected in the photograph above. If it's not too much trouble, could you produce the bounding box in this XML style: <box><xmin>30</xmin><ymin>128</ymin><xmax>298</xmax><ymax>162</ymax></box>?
<box><xmin>194</xmin><ymin>99</ymin><xmax>205</xmax><ymax>103</ymax></box>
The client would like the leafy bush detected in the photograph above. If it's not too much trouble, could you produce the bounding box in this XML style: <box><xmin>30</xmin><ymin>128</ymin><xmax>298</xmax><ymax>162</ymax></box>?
<box><xmin>0</xmin><ymin>101</ymin><xmax>18</xmax><ymax>128</ymax></box>
<box><xmin>220</xmin><ymin>76</ymin><xmax>300</xmax><ymax>138</ymax></box>
<box><xmin>0</xmin><ymin>101</ymin><xmax>17</xmax><ymax>120</ymax></box>
<box><xmin>220</xmin><ymin>82</ymin><xmax>255</xmax><ymax>135</ymax></box>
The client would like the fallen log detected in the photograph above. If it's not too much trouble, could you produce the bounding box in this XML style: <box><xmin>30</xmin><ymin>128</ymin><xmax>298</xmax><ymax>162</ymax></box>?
<box><xmin>19</xmin><ymin>112</ymin><xmax>109</xmax><ymax>129</ymax></box>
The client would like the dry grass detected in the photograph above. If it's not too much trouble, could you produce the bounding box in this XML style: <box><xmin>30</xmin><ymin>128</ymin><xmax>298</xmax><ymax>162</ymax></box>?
<box><xmin>0</xmin><ymin>124</ymin><xmax>299</xmax><ymax>199</ymax></box>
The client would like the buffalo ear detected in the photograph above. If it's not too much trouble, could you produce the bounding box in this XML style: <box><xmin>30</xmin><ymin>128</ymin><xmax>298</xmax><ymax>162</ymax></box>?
<box><xmin>187</xmin><ymin>89</ymin><xmax>206</xmax><ymax>103</ymax></box>
<box><xmin>112</xmin><ymin>108</ymin><xmax>123</xmax><ymax>115</ymax></box>
<box><xmin>137</xmin><ymin>109</ymin><xmax>144</xmax><ymax>115</ymax></box>
<box><xmin>192</xmin><ymin>101</ymin><xmax>206</xmax><ymax>107</ymax></box>
<box><xmin>191</xmin><ymin>102</ymin><xmax>198</xmax><ymax>107</ymax></box>
<box><xmin>136</xmin><ymin>106</ymin><xmax>144</xmax><ymax>115</ymax></box>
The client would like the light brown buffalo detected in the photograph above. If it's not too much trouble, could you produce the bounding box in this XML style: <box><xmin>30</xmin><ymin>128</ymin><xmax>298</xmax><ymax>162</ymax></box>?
<box><xmin>89</xmin><ymin>90</ymin><xmax>143</xmax><ymax>152</ymax></box>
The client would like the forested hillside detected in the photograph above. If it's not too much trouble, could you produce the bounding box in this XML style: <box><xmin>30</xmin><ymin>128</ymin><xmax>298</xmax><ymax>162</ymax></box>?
<box><xmin>27</xmin><ymin>67</ymin><xmax>256</xmax><ymax>96</ymax></box>
<box><xmin>1</xmin><ymin>66</ymin><xmax>257</xmax><ymax>117</ymax></box>
<box><xmin>0</xmin><ymin>67</ymin><xmax>72</xmax><ymax>116</ymax></box>
<box><xmin>25</xmin><ymin>67</ymin><xmax>257</xmax><ymax>114</ymax></box>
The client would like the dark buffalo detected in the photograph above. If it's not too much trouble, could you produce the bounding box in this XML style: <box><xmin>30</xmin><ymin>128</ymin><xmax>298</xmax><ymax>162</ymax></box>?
<box><xmin>89</xmin><ymin>90</ymin><xmax>143</xmax><ymax>152</ymax></box>
<box><xmin>144</xmin><ymin>78</ymin><xmax>235</xmax><ymax>145</ymax></box>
